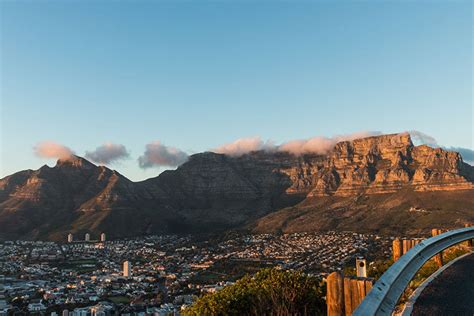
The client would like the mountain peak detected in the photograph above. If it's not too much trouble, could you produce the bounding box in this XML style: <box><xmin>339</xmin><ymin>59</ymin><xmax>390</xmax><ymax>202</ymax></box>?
<box><xmin>346</xmin><ymin>132</ymin><xmax>413</xmax><ymax>148</ymax></box>
<box><xmin>1</xmin><ymin>132</ymin><xmax>473</xmax><ymax>241</ymax></box>
<box><xmin>56</xmin><ymin>155</ymin><xmax>96</xmax><ymax>169</ymax></box>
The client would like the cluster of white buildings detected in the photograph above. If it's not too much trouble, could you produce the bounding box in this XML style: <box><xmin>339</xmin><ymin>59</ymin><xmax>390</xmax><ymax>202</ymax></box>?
<box><xmin>68</xmin><ymin>233</ymin><xmax>106</xmax><ymax>243</ymax></box>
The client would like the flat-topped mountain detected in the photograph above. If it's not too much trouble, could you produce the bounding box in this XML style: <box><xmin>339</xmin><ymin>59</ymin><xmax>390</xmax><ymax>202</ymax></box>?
<box><xmin>283</xmin><ymin>133</ymin><xmax>474</xmax><ymax>196</ymax></box>
<box><xmin>1</xmin><ymin>133</ymin><xmax>473</xmax><ymax>240</ymax></box>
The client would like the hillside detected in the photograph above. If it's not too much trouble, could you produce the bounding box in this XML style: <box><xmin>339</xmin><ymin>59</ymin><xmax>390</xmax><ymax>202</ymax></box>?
<box><xmin>0</xmin><ymin>133</ymin><xmax>473</xmax><ymax>240</ymax></box>
<box><xmin>252</xmin><ymin>189</ymin><xmax>474</xmax><ymax>236</ymax></box>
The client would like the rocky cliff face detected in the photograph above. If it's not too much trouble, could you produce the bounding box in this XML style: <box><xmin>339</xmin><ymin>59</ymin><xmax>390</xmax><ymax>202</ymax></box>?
<box><xmin>0</xmin><ymin>156</ymin><xmax>142</xmax><ymax>239</ymax></box>
<box><xmin>0</xmin><ymin>153</ymin><xmax>303</xmax><ymax>240</ymax></box>
<box><xmin>252</xmin><ymin>134</ymin><xmax>474</xmax><ymax>236</ymax></box>
<box><xmin>0</xmin><ymin>156</ymin><xmax>139</xmax><ymax>211</ymax></box>
<box><xmin>0</xmin><ymin>133</ymin><xmax>473</xmax><ymax>240</ymax></box>
<box><xmin>282</xmin><ymin>133</ymin><xmax>473</xmax><ymax>196</ymax></box>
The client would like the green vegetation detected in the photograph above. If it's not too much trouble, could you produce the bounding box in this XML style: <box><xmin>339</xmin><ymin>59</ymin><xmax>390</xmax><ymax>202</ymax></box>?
<box><xmin>344</xmin><ymin>258</ymin><xmax>394</xmax><ymax>280</ymax></box>
<box><xmin>108</xmin><ymin>296</ymin><xmax>131</xmax><ymax>304</ymax></box>
<box><xmin>191</xmin><ymin>259</ymin><xmax>275</xmax><ymax>285</ymax></box>
<box><xmin>56</xmin><ymin>259</ymin><xmax>99</xmax><ymax>273</ymax></box>
<box><xmin>183</xmin><ymin>268</ymin><xmax>326</xmax><ymax>316</ymax></box>
<box><xmin>399</xmin><ymin>246</ymin><xmax>469</xmax><ymax>303</ymax></box>
<box><xmin>344</xmin><ymin>245</ymin><xmax>470</xmax><ymax>309</ymax></box>
<box><xmin>345</xmin><ymin>246</ymin><xmax>468</xmax><ymax>283</ymax></box>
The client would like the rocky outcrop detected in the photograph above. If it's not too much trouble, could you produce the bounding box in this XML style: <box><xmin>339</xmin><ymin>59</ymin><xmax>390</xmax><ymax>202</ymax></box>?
<box><xmin>0</xmin><ymin>133</ymin><xmax>473</xmax><ymax>240</ymax></box>
<box><xmin>410</xmin><ymin>145</ymin><xmax>474</xmax><ymax>191</ymax></box>
<box><xmin>0</xmin><ymin>156</ymin><xmax>143</xmax><ymax>240</ymax></box>
<box><xmin>0</xmin><ymin>153</ymin><xmax>305</xmax><ymax>240</ymax></box>
<box><xmin>304</xmin><ymin>133</ymin><xmax>473</xmax><ymax>196</ymax></box>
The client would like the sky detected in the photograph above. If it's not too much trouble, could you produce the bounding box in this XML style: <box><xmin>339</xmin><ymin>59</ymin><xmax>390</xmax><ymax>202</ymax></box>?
<box><xmin>0</xmin><ymin>0</ymin><xmax>472</xmax><ymax>181</ymax></box>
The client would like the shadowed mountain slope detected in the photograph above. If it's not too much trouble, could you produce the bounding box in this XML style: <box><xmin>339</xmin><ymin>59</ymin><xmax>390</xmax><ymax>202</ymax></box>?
<box><xmin>1</xmin><ymin>133</ymin><xmax>473</xmax><ymax>240</ymax></box>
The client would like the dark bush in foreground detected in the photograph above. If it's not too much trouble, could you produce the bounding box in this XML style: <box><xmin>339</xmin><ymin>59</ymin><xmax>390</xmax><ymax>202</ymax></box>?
<box><xmin>183</xmin><ymin>268</ymin><xmax>325</xmax><ymax>316</ymax></box>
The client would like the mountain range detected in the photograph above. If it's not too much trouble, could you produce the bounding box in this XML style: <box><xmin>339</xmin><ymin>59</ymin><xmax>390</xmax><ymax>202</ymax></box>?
<box><xmin>1</xmin><ymin>133</ymin><xmax>473</xmax><ymax>241</ymax></box>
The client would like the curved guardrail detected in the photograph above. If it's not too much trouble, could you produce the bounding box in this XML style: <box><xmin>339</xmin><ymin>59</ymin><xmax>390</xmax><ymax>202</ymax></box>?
<box><xmin>353</xmin><ymin>226</ymin><xmax>474</xmax><ymax>316</ymax></box>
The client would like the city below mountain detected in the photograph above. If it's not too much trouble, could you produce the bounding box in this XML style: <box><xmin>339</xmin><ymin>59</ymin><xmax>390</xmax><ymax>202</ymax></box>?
<box><xmin>1</xmin><ymin>133</ymin><xmax>473</xmax><ymax>241</ymax></box>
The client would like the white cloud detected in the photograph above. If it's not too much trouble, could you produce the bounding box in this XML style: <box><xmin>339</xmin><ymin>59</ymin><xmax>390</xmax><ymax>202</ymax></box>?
<box><xmin>213</xmin><ymin>131</ymin><xmax>381</xmax><ymax>156</ymax></box>
<box><xmin>34</xmin><ymin>141</ymin><xmax>74</xmax><ymax>160</ymax></box>
<box><xmin>85</xmin><ymin>143</ymin><xmax>129</xmax><ymax>164</ymax></box>
<box><xmin>138</xmin><ymin>141</ymin><xmax>188</xmax><ymax>168</ymax></box>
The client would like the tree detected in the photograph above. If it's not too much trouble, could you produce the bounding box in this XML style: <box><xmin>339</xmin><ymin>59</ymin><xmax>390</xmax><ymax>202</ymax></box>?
<box><xmin>183</xmin><ymin>268</ymin><xmax>325</xmax><ymax>316</ymax></box>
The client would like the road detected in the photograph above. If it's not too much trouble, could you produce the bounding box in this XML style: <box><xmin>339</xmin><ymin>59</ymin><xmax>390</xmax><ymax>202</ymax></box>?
<box><xmin>411</xmin><ymin>252</ymin><xmax>474</xmax><ymax>316</ymax></box>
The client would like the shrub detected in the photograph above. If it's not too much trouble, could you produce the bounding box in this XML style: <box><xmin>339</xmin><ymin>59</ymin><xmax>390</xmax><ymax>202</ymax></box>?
<box><xmin>183</xmin><ymin>268</ymin><xmax>325</xmax><ymax>316</ymax></box>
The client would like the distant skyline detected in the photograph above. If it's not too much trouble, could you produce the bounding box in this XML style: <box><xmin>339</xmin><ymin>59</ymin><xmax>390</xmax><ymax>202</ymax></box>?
<box><xmin>1</xmin><ymin>1</ymin><xmax>472</xmax><ymax>181</ymax></box>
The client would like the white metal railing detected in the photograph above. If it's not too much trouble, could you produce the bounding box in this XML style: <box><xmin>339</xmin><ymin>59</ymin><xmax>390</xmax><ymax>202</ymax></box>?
<box><xmin>353</xmin><ymin>226</ymin><xmax>474</xmax><ymax>316</ymax></box>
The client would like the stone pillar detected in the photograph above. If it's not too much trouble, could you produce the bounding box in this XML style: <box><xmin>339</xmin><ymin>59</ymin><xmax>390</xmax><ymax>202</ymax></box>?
<box><xmin>431</xmin><ymin>229</ymin><xmax>444</xmax><ymax>267</ymax></box>
<box><xmin>327</xmin><ymin>272</ymin><xmax>345</xmax><ymax>316</ymax></box>
<box><xmin>393</xmin><ymin>239</ymin><xmax>402</xmax><ymax>262</ymax></box>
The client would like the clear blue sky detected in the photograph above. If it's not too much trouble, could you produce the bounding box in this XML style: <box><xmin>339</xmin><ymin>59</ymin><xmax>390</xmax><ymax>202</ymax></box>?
<box><xmin>1</xmin><ymin>0</ymin><xmax>472</xmax><ymax>181</ymax></box>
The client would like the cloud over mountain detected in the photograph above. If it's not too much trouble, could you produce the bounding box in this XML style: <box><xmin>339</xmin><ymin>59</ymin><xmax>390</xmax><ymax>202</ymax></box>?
<box><xmin>409</xmin><ymin>130</ymin><xmax>474</xmax><ymax>164</ymax></box>
<box><xmin>34</xmin><ymin>141</ymin><xmax>74</xmax><ymax>160</ymax></box>
<box><xmin>446</xmin><ymin>147</ymin><xmax>474</xmax><ymax>164</ymax></box>
<box><xmin>85</xmin><ymin>143</ymin><xmax>129</xmax><ymax>164</ymax></box>
<box><xmin>138</xmin><ymin>141</ymin><xmax>189</xmax><ymax>168</ymax></box>
<box><xmin>213</xmin><ymin>137</ymin><xmax>275</xmax><ymax>156</ymax></box>
<box><xmin>213</xmin><ymin>131</ymin><xmax>382</xmax><ymax>156</ymax></box>
<box><xmin>278</xmin><ymin>131</ymin><xmax>382</xmax><ymax>155</ymax></box>
<box><xmin>408</xmin><ymin>130</ymin><xmax>438</xmax><ymax>147</ymax></box>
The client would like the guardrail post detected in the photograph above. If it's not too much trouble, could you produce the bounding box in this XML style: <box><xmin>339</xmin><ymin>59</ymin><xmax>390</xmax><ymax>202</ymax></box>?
<box><xmin>327</xmin><ymin>271</ymin><xmax>345</xmax><ymax>316</ymax></box>
<box><xmin>327</xmin><ymin>272</ymin><xmax>374</xmax><ymax>316</ymax></box>
<box><xmin>394</xmin><ymin>238</ymin><xmax>424</xmax><ymax>261</ymax></box>
<box><xmin>431</xmin><ymin>229</ymin><xmax>444</xmax><ymax>267</ymax></box>
<box><xmin>393</xmin><ymin>239</ymin><xmax>402</xmax><ymax>261</ymax></box>
<box><xmin>350</xmin><ymin>279</ymin><xmax>361</xmax><ymax>311</ymax></box>
<box><xmin>343</xmin><ymin>277</ymin><xmax>352</xmax><ymax>316</ymax></box>
<box><xmin>464</xmin><ymin>224</ymin><xmax>473</xmax><ymax>247</ymax></box>
<box><xmin>353</xmin><ymin>227</ymin><xmax>474</xmax><ymax>315</ymax></box>
<box><xmin>402</xmin><ymin>239</ymin><xmax>409</xmax><ymax>254</ymax></box>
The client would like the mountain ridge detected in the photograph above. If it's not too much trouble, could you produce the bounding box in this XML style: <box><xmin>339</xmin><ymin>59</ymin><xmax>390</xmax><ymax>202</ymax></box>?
<box><xmin>1</xmin><ymin>133</ymin><xmax>473</xmax><ymax>240</ymax></box>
